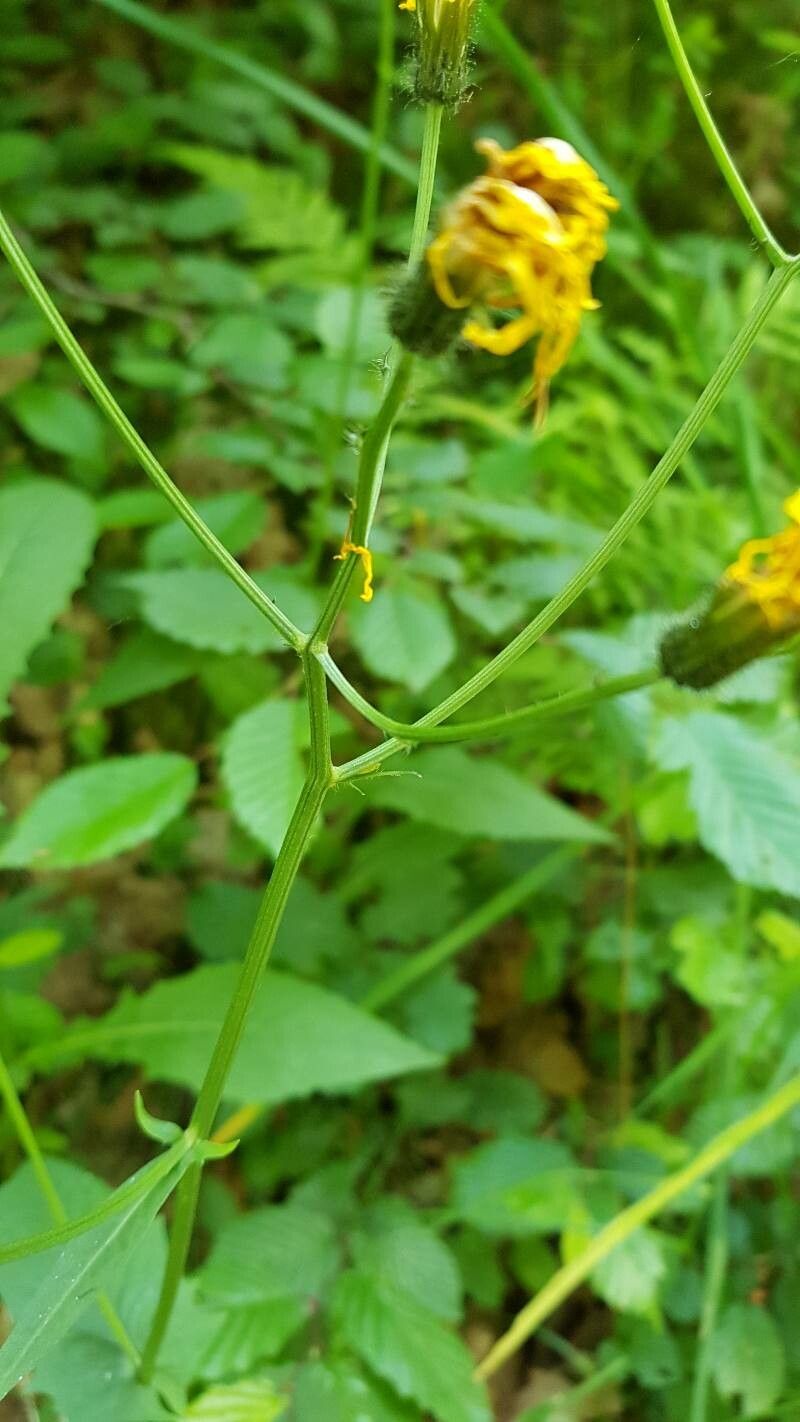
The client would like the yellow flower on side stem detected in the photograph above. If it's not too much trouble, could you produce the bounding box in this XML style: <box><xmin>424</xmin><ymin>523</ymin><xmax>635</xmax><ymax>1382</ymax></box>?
<box><xmin>660</xmin><ymin>492</ymin><xmax>800</xmax><ymax>689</ymax></box>
<box><xmin>390</xmin><ymin>138</ymin><xmax>618</xmax><ymax>420</ymax></box>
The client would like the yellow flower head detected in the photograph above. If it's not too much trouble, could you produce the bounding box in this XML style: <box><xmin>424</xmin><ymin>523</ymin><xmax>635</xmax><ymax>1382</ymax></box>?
<box><xmin>660</xmin><ymin>491</ymin><xmax>800</xmax><ymax>689</ymax></box>
<box><xmin>426</xmin><ymin>138</ymin><xmax>618</xmax><ymax>417</ymax></box>
<box><xmin>726</xmin><ymin>491</ymin><xmax>800</xmax><ymax>632</ymax></box>
<box><xmin>399</xmin><ymin>0</ymin><xmax>477</xmax><ymax>106</ymax></box>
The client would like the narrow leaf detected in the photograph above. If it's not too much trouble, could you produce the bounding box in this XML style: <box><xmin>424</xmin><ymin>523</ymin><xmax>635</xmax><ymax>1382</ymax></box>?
<box><xmin>0</xmin><ymin>1151</ymin><xmax>190</xmax><ymax>1395</ymax></box>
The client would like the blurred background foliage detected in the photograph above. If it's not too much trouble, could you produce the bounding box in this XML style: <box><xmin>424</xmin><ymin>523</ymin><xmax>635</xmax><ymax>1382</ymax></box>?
<box><xmin>0</xmin><ymin>1</ymin><xmax>799</xmax><ymax>1420</ymax></box>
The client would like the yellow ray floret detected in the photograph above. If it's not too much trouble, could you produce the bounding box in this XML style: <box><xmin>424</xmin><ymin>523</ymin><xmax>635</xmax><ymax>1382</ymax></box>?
<box><xmin>335</xmin><ymin>539</ymin><xmax>374</xmax><ymax>603</ymax></box>
<box><xmin>726</xmin><ymin>492</ymin><xmax>800</xmax><ymax>631</ymax></box>
<box><xmin>426</xmin><ymin>138</ymin><xmax>617</xmax><ymax>416</ymax></box>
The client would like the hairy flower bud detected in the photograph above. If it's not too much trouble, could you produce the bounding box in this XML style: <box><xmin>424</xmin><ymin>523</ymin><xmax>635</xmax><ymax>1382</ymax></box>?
<box><xmin>660</xmin><ymin>492</ymin><xmax>800</xmax><ymax>689</ymax></box>
<box><xmin>400</xmin><ymin>0</ymin><xmax>478</xmax><ymax>109</ymax></box>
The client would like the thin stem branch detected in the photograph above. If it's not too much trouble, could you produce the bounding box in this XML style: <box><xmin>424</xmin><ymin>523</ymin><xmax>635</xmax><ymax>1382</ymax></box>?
<box><xmin>0</xmin><ymin>209</ymin><xmax>304</xmax><ymax>653</ymax></box>
<box><xmin>312</xmin><ymin>101</ymin><xmax>443</xmax><ymax>642</ymax></box>
<box><xmin>0</xmin><ymin>1052</ymin><xmax>65</xmax><ymax>1225</ymax></box>
<box><xmin>324</xmin><ymin>656</ymin><xmax>660</xmax><ymax>764</ymax></box>
<box><xmin>476</xmin><ymin>1071</ymin><xmax>800</xmax><ymax>1381</ymax></box>
<box><xmin>311</xmin><ymin>353</ymin><xmax>414</xmax><ymax>645</ymax></box>
<box><xmin>313</xmin><ymin>0</ymin><xmax>397</xmax><ymax>560</ymax></box>
<box><xmin>407</xmin><ymin>105</ymin><xmax>443</xmax><ymax>268</ymax></box>
<box><xmin>340</xmin><ymin>261</ymin><xmax>796</xmax><ymax>764</ymax></box>
<box><xmin>651</xmin><ymin>0</ymin><xmax>789</xmax><ymax>267</ymax></box>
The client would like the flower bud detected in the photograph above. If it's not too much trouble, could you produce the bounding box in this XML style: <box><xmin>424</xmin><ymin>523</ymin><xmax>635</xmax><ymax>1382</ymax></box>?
<box><xmin>660</xmin><ymin>492</ymin><xmax>800</xmax><ymax>689</ymax></box>
<box><xmin>400</xmin><ymin>0</ymin><xmax>478</xmax><ymax>110</ymax></box>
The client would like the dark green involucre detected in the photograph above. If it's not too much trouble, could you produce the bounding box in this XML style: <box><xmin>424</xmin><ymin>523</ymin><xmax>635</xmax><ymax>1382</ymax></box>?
<box><xmin>389</xmin><ymin>260</ymin><xmax>466</xmax><ymax>356</ymax></box>
<box><xmin>404</xmin><ymin>0</ymin><xmax>479</xmax><ymax>109</ymax></box>
<box><xmin>659</xmin><ymin>583</ymin><xmax>778</xmax><ymax>689</ymax></box>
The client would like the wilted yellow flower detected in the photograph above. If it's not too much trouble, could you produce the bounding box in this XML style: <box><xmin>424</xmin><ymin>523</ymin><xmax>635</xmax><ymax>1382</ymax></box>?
<box><xmin>424</xmin><ymin>138</ymin><xmax>617</xmax><ymax>417</ymax></box>
<box><xmin>399</xmin><ymin>0</ymin><xmax>477</xmax><ymax>107</ymax></box>
<box><xmin>660</xmin><ymin>492</ymin><xmax>800</xmax><ymax>689</ymax></box>
<box><xmin>476</xmin><ymin>137</ymin><xmax>617</xmax><ymax>270</ymax></box>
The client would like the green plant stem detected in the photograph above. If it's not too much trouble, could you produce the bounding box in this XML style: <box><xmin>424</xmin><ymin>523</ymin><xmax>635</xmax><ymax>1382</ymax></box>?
<box><xmin>0</xmin><ymin>1051</ymin><xmax>65</xmax><ymax>1224</ymax></box>
<box><xmin>90</xmin><ymin>0</ymin><xmax>418</xmax><ymax>185</ymax></box>
<box><xmin>651</xmin><ymin>0</ymin><xmax>788</xmax><ymax>267</ymax></box>
<box><xmin>138</xmin><ymin>654</ymin><xmax>332</xmax><ymax>1383</ymax></box>
<box><xmin>312</xmin><ymin>101</ymin><xmax>443</xmax><ymax>640</ymax></box>
<box><xmin>312</xmin><ymin>352</ymin><xmax>414</xmax><ymax>644</ymax></box>
<box><xmin>313</xmin><ymin>0</ymin><xmax>397</xmax><ymax>563</ymax></box>
<box><xmin>0</xmin><ymin>1049</ymin><xmax>140</xmax><ymax>1368</ymax></box>
<box><xmin>324</xmin><ymin>657</ymin><xmax>659</xmax><ymax>760</ymax></box>
<box><xmin>333</xmin><ymin>260</ymin><xmax>797</xmax><ymax>775</ymax></box>
<box><xmin>475</xmin><ymin>1070</ymin><xmax>800</xmax><ymax>1381</ymax></box>
<box><xmin>0</xmin><ymin>209</ymin><xmax>304</xmax><ymax>654</ymax></box>
<box><xmin>360</xmin><ymin>847</ymin><xmax>579</xmax><ymax>1011</ymax></box>
<box><xmin>407</xmin><ymin>105</ymin><xmax>443</xmax><ymax>268</ymax></box>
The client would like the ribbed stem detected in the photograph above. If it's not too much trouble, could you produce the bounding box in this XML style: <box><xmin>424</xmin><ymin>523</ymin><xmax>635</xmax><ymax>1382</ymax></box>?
<box><xmin>139</xmin><ymin>657</ymin><xmax>331</xmax><ymax>1381</ymax></box>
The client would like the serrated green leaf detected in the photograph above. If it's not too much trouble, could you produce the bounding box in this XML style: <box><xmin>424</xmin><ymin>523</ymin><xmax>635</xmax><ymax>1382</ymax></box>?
<box><xmin>199</xmin><ymin>1204</ymin><xmax>339</xmax><ymax>1305</ymax></box>
<box><xmin>0</xmin><ymin>754</ymin><xmax>197</xmax><ymax>869</ymax></box>
<box><xmin>656</xmin><ymin>712</ymin><xmax>800</xmax><ymax>896</ymax></box>
<box><xmin>182</xmin><ymin>1379</ymin><xmax>286</xmax><ymax>1421</ymax></box>
<box><xmin>222</xmin><ymin>699</ymin><xmax>306</xmax><ymax>858</ymax></box>
<box><xmin>126</xmin><ymin>568</ymin><xmax>317</xmax><ymax>653</ymax></box>
<box><xmin>451</xmin><ymin>1137</ymin><xmax>577</xmax><ymax>1237</ymax></box>
<box><xmin>353</xmin><ymin>1201</ymin><xmax>462</xmax><ymax>1321</ymax></box>
<box><xmin>333</xmin><ymin>1270</ymin><xmax>490</xmax><ymax>1422</ymax></box>
<box><xmin>144</xmin><ymin>491</ymin><xmax>264</xmax><ymax>568</ymax></box>
<box><xmin>198</xmin><ymin>1299</ymin><xmax>306</xmax><ymax>1381</ymax></box>
<box><xmin>361</xmin><ymin>748</ymin><xmax>610</xmax><ymax>844</ymax></box>
<box><xmin>710</xmin><ymin>1304</ymin><xmax>786</xmax><ymax>1418</ymax></box>
<box><xmin>350</xmin><ymin>586</ymin><xmax>456</xmax><ymax>693</ymax></box>
<box><xmin>26</xmin><ymin>964</ymin><xmax>439</xmax><ymax>1105</ymax></box>
<box><xmin>35</xmin><ymin>1332</ymin><xmax>169</xmax><ymax>1422</ymax></box>
<box><xmin>0</xmin><ymin>479</ymin><xmax>96</xmax><ymax>715</ymax></box>
<box><xmin>291</xmin><ymin>1360</ymin><xmax>421</xmax><ymax>1421</ymax></box>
